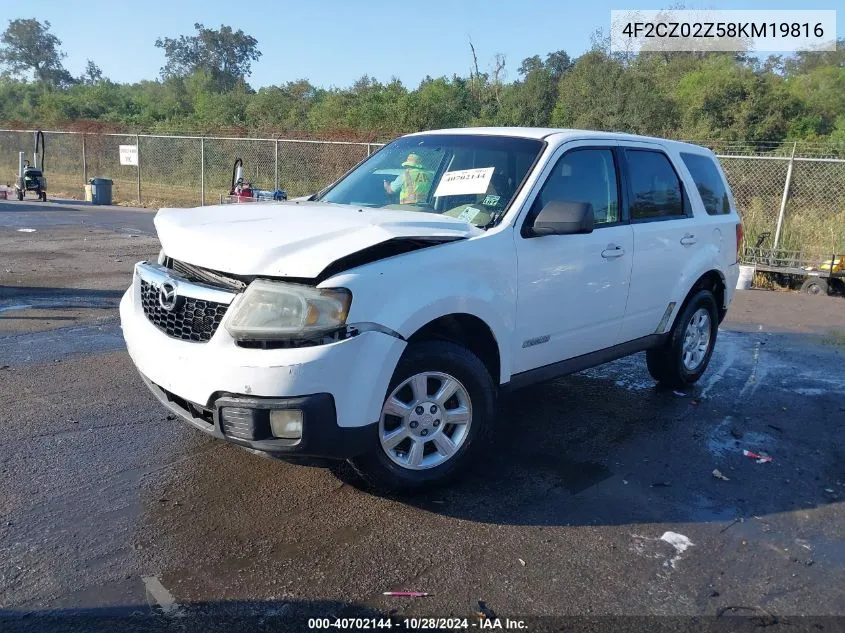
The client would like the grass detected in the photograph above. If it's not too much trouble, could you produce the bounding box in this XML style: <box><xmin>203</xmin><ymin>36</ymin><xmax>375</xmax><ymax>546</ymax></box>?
<box><xmin>41</xmin><ymin>170</ymin><xmax>324</xmax><ymax>208</ymax></box>
<box><xmin>822</xmin><ymin>331</ymin><xmax>845</xmax><ymax>348</ymax></box>
<box><xmin>740</xmin><ymin>196</ymin><xmax>845</xmax><ymax>256</ymax></box>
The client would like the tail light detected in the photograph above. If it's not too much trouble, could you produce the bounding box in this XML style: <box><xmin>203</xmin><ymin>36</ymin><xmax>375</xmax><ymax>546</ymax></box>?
<box><xmin>735</xmin><ymin>223</ymin><xmax>744</xmax><ymax>261</ymax></box>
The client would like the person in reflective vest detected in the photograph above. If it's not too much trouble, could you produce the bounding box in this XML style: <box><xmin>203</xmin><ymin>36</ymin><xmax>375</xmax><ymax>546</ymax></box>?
<box><xmin>384</xmin><ymin>153</ymin><xmax>432</xmax><ymax>204</ymax></box>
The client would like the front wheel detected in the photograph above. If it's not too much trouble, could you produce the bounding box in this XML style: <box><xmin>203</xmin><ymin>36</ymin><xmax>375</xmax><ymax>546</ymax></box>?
<box><xmin>350</xmin><ymin>340</ymin><xmax>496</xmax><ymax>492</ymax></box>
<box><xmin>647</xmin><ymin>289</ymin><xmax>719</xmax><ymax>388</ymax></box>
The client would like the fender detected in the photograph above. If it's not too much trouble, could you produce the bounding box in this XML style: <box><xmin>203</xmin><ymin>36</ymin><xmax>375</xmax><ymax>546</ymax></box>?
<box><xmin>323</xmin><ymin>231</ymin><xmax>516</xmax><ymax>383</ymax></box>
<box><xmin>665</xmin><ymin>240</ymin><xmax>727</xmax><ymax>332</ymax></box>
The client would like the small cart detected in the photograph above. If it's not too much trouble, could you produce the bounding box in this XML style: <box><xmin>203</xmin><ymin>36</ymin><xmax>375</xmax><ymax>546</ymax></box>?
<box><xmin>219</xmin><ymin>191</ymin><xmax>287</xmax><ymax>204</ymax></box>
<box><xmin>12</xmin><ymin>130</ymin><xmax>47</xmax><ymax>202</ymax></box>
<box><xmin>743</xmin><ymin>235</ymin><xmax>844</xmax><ymax>296</ymax></box>
<box><xmin>219</xmin><ymin>157</ymin><xmax>287</xmax><ymax>204</ymax></box>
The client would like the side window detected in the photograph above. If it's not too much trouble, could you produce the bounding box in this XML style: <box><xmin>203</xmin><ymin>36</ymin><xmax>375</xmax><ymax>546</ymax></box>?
<box><xmin>533</xmin><ymin>148</ymin><xmax>619</xmax><ymax>226</ymax></box>
<box><xmin>625</xmin><ymin>150</ymin><xmax>684</xmax><ymax>220</ymax></box>
<box><xmin>681</xmin><ymin>152</ymin><xmax>731</xmax><ymax>215</ymax></box>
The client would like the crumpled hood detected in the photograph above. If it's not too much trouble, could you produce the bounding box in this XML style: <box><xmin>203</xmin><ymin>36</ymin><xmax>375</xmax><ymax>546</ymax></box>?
<box><xmin>154</xmin><ymin>201</ymin><xmax>481</xmax><ymax>278</ymax></box>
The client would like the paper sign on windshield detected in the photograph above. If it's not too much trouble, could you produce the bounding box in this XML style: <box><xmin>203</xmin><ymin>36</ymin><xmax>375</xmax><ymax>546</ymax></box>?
<box><xmin>433</xmin><ymin>167</ymin><xmax>494</xmax><ymax>197</ymax></box>
<box><xmin>457</xmin><ymin>206</ymin><xmax>482</xmax><ymax>223</ymax></box>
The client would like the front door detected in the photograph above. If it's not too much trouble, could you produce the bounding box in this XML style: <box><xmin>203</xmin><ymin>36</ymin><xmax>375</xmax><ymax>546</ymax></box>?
<box><xmin>514</xmin><ymin>145</ymin><xmax>633</xmax><ymax>374</ymax></box>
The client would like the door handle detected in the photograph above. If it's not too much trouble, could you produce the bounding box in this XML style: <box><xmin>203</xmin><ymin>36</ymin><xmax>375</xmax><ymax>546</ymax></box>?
<box><xmin>601</xmin><ymin>245</ymin><xmax>625</xmax><ymax>259</ymax></box>
<box><xmin>680</xmin><ymin>234</ymin><xmax>697</xmax><ymax>246</ymax></box>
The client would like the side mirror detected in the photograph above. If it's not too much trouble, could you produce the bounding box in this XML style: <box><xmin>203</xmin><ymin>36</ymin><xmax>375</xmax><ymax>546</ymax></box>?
<box><xmin>528</xmin><ymin>200</ymin><xmax>595</xmax><ymax>237</ymax></box>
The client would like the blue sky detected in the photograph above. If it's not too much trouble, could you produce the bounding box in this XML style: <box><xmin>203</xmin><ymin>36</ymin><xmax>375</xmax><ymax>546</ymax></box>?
<box><xmin>15</xmin><ymin>1</ymin><xmax>844</xmax><ymax>88</ymax></box>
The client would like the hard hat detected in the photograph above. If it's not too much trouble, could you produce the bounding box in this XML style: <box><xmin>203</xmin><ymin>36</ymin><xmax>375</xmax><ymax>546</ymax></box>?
<box><xmin>402</xmin><ymin>153</ymin><xmax>423</xmax><ymax>168</ymax></box>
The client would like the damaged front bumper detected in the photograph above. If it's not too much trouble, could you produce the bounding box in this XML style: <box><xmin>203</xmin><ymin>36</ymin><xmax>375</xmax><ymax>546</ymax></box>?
<box><xmin>142</xmin><ymin>376</ymin><xmax>376</xmax><ymax>458</ymax></box>
<box><xmin>120</xmin><ymin>262</ymin><xmax>407</xmax><ymax>456</ymax></box>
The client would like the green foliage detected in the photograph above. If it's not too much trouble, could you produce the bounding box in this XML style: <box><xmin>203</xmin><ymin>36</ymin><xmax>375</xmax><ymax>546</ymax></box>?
<box><xmin>79</xmin><ymin>60</ymin><xmax>103</xmax><ymax>85</ymax></box>
<box><xmin>0</xmin><ymin>18</ymin><xmax>73</xmax><ymax>87</ymax></box>
<box><xmin>308</xmin><ymin>76</ymin><xmax>408</xmax><ymax>134</ymax></box>
<box><xmin>245</xmin><ymin>80</ymin><xmax>317</xmax><ymax>130</ymax></box>
<box><xmin>550</xmin><ymin>50</ymin><xmax>676</xmax><ymax>134</ymax></box>
<box><xmin>0</xmin><ymin>22</ymin><xmax>842</xmax><ymax>149</ymax></box>
<box><xmin>155</xmin><ymin>23</ymin><xmax>261</xmax><ymax>93</ymax></box>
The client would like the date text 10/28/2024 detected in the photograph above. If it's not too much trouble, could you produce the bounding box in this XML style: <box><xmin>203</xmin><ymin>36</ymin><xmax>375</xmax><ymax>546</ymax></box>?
<box><xmin>308</xmin><ymin>617</ymin><xmax>528</xmax><ymax>630</ymax></box>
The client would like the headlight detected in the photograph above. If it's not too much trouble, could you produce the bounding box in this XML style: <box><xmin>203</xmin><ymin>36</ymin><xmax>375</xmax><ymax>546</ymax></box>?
<box><xmin>225</xmin><ymin>279</ymin><xmax>352</xmax><ymax>340</ymax></box>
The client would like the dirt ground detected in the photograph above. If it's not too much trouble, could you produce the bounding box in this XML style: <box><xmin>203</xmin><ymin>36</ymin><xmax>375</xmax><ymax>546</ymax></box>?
<box><xmin>1</xmin><ymin>201</ymin><xmax>844</xmax><ymax>632</ymax></box>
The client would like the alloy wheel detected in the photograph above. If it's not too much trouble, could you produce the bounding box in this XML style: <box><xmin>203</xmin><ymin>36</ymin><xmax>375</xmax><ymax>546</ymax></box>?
<box><xmin>379</xmin><ymin>371</ymin><xmax>473</xmax><ymax>470</ymax></box>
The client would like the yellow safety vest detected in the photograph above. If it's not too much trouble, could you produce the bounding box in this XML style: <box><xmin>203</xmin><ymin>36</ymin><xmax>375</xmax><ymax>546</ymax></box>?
<box><xmin>400</xmin><ymin>168</ymin><xmax>431</xmax><ymax>205</ymax></box>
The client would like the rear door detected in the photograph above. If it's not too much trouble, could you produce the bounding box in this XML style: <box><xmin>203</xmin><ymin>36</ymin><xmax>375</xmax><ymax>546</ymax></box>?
<box><xmin>617</xmin><ymin>144</ymin><xmax>702</xmax><ymax>343</ymax></box>
<box><xmin>679</xmin><ymin>149</ymin><xmax>741</xmax><ymax>274</ymax></box>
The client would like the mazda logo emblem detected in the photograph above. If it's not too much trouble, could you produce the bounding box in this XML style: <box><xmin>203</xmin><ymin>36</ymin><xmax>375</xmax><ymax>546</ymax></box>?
<box><xmin>158</xmin><ymin>281</ymin><xmax>178</xmax><ymax>311</ymax></box>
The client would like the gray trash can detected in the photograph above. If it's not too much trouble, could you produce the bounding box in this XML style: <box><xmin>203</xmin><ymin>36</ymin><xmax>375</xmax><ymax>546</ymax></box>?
<box><xmin>89</xmin><ymin>178</ymin><xmax>113</xmax><ymax>205</ymax></box>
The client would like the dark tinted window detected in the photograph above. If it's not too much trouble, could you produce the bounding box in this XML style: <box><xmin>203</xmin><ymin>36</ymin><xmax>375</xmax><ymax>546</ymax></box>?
<box><xmin>626</xmin><ymin>150</ymin><xmax>684</xmax><ymax>220</ymax></box>
<box><xmin>534</xmin><ymin>149</ymin><xmax>619</xmax><ymax>225</ymax></box>
<box><xmin>681</xmin><ymin>152</ymin><xmax>731</xmax><ymax>215</ymax></box>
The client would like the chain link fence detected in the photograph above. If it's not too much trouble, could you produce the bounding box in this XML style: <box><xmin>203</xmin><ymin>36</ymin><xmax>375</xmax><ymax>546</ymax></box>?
<box><xmin>0</xmin><ymin>129</ymin><xmax>376</xmax><ymax>209</ymax></box>
<box><xmin>717</xmin><ymin>153</ymin><xmax>845</xmax><ymax>254</ymax></box>
<box><xmin>1</xmin><ymin>129</ymin><xmax>843</xmax><ymax>252</ymax></box>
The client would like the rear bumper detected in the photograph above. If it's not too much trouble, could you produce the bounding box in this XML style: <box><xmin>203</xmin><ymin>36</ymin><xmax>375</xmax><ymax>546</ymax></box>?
<box><xmin>723</xmin><ymin>262</ymin><xmax>740</xmax><ymax>318</ymax></box>
<box><xmin>142</xmin><ymin>374</ymin><xmax>376</xmax><ymax>458</ymax></box>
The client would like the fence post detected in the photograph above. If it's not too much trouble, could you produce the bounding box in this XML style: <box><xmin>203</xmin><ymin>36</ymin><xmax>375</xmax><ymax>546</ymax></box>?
<box><xmin>200</xmin><ymin>137</ymin><xmax>205</xmax><ymax>206</ymax></box>
<box><xmin>773</xmin><ymin>142</ymin><xmax>797</xmax><ymax>251</ymax></box>
<box><xmin>81</xmin><ymin>134</ymin><xmax>88</xmax><ymax>184</ymax></box>
<box><xmin>274</xmin><ymin>139</ymin><xmax>279</xmax><ymax>191</ymax></box>
<box><xmin>366</xmin><ymin>143</ymin><xmax>372</xmax><ymax>156</ymax></box>
<box><xmin>136</xmin><ymin>133</ymin><xmax>142</xmax><ymax>204</ymax></box>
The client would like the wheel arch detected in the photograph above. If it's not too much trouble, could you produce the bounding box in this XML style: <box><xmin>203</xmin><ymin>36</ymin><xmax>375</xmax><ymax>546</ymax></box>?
<box><xmin>671</xmin><ymin>269</ymin><xmax>728</xmax><ymax>330</ymax></box>
<box><xmin>406</xmin><ymin>313</ymin><xmax>502</xmax><ymax>386</ymax></box>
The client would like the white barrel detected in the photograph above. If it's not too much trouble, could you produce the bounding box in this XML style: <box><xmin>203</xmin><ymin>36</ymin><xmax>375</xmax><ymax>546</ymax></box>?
<box><xmin>736</xmin><ymin>264</ymin><xmax>755</xmax><ymax>290</ymax></box>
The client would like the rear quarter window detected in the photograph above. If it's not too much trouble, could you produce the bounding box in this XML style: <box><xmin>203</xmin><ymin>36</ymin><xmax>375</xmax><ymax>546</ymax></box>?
<box><xmin>681</xmin><ymin>152</ymin><xmax>731</xmax><ymax>216</ymax></box>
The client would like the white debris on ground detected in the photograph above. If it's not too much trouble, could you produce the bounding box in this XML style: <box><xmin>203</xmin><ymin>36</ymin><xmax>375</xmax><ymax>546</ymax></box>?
<box><xmin>660</xmin><ymin>531</ymin><xmax>694</xmax><ymax>568</ymax></box>
<box><xmin>17</xmin><ymin>228</ymin><xmax>36</xmax><ymax>233</ymax></box>
<box><xmin>630</xmin><ymin>532</ymin><xmax>695</xmax><ymax>570</ymax></box>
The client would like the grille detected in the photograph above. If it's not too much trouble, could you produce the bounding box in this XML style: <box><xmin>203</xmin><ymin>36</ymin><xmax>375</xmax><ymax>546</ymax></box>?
<box><xmin>140</xmin><ymin>280</ymin><xmax>228</xmax><ymax>342</ymax></box>
<box><xmin>167</xmin><ymin>258</ymin><xmax>246</xmax><ymax>291</ymax></box>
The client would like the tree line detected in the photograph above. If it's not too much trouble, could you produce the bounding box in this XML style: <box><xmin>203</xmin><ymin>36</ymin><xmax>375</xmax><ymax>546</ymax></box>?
<box><xmin>0</xmin><ymin>18</ymin><xmax>843</xmax><ymax>149</ymax></box>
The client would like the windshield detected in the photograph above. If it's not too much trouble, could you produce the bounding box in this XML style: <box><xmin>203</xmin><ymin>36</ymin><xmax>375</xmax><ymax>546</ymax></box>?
<box><xmin>317</xmin><ymin>134</ymin><xmax>544</xmax><ymax>228</ymax></box>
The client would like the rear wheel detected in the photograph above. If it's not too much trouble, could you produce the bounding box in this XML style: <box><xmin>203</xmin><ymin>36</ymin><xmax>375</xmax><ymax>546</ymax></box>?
<box><xmin>647</xmin><ymin>289</ymin><xmax>719</xmax><ymax>388</ymax></box>
<box><xmin>16</xmin><ymin>189</ymin><xmax>23</xmax><ymax>201</ymax></box>
<box><xmin>800</xmin><ymin>277</ymin><xmax>829</xmax><ymax>296</ymax></box>
<box><xmin>350</xmin><ymin>340</ymin><xmax>495</xmax><ymax>492</ymax></box>
<box><xmin>39</xmin><ymin>191</ymin><xmax>47</xmax><ymax>202</ymax></box>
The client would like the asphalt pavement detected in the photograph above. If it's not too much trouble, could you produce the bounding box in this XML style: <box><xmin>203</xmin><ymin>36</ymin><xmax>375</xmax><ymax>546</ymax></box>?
<box><xmin>0</xmin><ymin>198</ymin><xmax>156</xmax><ymax>236</ymax></box>
<box><xmin>1</xmin><ymin>200</ymin><xmax>843</xmax><ymax>633</ymax></box>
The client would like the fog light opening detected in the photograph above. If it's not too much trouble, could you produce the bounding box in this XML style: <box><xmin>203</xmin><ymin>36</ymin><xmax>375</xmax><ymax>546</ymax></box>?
<box><xmin>269</xmin><ymin>410</ymin><xmax>303</xmax><ymax>439</ymax></box>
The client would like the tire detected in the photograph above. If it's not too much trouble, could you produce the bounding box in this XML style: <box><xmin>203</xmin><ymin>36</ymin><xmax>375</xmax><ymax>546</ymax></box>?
<box><xmin>16</xmin><ymin>189</ymin><xmax>23</xmax><ymax>201</ymax></box>
<box><xmin>800</xmin><ymin>277</ymin><xmax>829</xmax><ymax>296</ymax></box>
<box><xmin>647</xmin><ymin>289</ymin><xmax>719</xmax><ymax>388</ymax></box>
<box><xmin>39</xmin><ymin>191</ymin><xmax>47</xmax><ymax>202</ymax></box>
<box><xmin>350</xmin><ymin>340</ymin><xmax>496</xmax><ymax>493</ymax></box>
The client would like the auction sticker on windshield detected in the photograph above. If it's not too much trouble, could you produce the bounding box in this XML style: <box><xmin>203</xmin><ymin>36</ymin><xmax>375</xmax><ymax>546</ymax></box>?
<box><xmin>434</xmin><ymin>167</ymin><xmax>494</xmax><ymax>197</ymax></box>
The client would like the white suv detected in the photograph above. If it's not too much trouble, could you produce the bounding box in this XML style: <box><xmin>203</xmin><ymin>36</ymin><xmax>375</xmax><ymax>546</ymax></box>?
<box><xmin>120</xmin><ymin>128</ymin><xmax>742</xmax><ymax>490</ymax></box>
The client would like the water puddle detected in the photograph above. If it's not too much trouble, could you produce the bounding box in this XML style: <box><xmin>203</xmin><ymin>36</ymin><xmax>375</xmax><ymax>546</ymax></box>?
<box><xmin>528</xmin><ymin>453</ymin><xmax>613</xmax><ymax>494</ymax></box>
<box><xmin>0</xmin><ymin>321</ymin><xmax>124</xmax><ymax>365</ymax></box>
<box><xmin>707</xmin><ymin>416</ymin><xmax>777</xmax><ymax>461</ymax></box>
<box><xmin>0</xmin><ymin>295</ymin><xmax>117</xmax><ymax>312</ymax></box>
